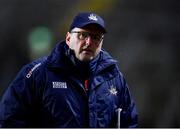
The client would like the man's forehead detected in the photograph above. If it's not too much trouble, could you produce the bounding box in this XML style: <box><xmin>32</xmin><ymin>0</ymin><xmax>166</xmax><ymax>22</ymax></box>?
<box><xmin>72</xmin><ymin>25</ymin><xmax>105</xmax><ymax>34</ymax></box>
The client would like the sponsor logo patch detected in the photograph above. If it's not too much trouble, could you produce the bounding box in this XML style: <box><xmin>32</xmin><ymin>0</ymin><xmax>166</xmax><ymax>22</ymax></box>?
<box><xmin>26</xmin><ymin>63</ymin><xmax>41</xmax><ymax>78</ymax></box>
<box><xmin>52</xmin><ymin>82</ymin><xmax>67</xmax><ymax>89</ymax></box>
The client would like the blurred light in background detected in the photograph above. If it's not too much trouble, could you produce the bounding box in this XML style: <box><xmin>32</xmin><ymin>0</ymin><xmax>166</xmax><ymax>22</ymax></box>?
<box><xmin>28</xmin><ymin>26</ymin><xmax>53</xmax><ymax>60</ymax></box>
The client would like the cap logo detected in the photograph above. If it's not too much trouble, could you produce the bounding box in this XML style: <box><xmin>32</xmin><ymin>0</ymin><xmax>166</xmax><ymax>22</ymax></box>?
<box><xmin>88</xmin><ymin>14</ymin><xmax>98</xmax><ymax>21</ymax></box>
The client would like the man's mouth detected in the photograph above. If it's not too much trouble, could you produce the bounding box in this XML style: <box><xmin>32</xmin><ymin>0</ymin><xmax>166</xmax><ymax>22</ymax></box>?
<box><xmin>82</xmin><ymin>49</ymin><xmax>93</xmax><ymax>54</ymax></box>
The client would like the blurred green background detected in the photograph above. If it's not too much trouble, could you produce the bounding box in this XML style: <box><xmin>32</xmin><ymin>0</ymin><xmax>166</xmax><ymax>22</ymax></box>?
<box><xmin>0</xmin><ymin>0</ymin><xmax>180</xmax><ymax>127</ymax></box>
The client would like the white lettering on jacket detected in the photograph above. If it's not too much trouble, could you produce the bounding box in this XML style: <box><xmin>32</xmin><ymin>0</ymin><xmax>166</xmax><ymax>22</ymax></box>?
<box><xmin>26</xmin><ymin>63</ymin><xmax>41</xmax><ymax>78</ymax></box>
<box><xmin>52</xmin><ymin>82</ymin><xmax>67</xmax><ymax>89</ymax></box>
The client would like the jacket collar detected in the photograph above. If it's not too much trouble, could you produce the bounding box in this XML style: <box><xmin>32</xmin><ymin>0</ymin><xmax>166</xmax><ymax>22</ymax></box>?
<box><xmin>47</xmin><ymin>41</ymin><xmax>118</xmax><ymax>75</ymax></box>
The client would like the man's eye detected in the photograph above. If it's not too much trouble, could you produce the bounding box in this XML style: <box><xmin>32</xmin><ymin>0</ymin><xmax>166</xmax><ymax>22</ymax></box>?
<box><xmin>81</xmin><ymin>32</ymin><xmax>89</xmax><ymax>38</ymax></box>
<box><xmin>93</xmin><ymin>35</ymin><xmax>101</xmax><ymax>40</ymax></box>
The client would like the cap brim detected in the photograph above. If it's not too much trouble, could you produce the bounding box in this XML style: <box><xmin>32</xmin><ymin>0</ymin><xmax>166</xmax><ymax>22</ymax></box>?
<box><xmin>76</xmin><ymin>22</ymin><xmax>107</xmax><ymax>33</ymax></box>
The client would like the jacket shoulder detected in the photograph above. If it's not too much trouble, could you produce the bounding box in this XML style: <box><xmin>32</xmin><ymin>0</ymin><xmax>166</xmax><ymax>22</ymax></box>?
<box><xmin>17</xmin><ymin>56</ymin><xmax>47</xmax><ymax>79</ymax></box>
<box><xmin>23</xmin><ymin>57</ymin><xmax>47</xmax><ymax>79</ymax></box>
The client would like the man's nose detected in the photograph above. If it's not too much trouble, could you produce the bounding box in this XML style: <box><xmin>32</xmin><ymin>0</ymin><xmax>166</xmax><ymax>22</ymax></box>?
<box><xmin>85</xmin><ymin>36</ymin><xmax>93</xmax><ymax>46</ymax></box>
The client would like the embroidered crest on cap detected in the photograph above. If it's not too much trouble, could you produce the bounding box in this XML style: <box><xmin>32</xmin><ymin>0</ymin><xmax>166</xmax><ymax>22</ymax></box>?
<box><xmin>88</xmin><ymin>14</ymin><xmax>98</xmax><ymax>21</ymax></box>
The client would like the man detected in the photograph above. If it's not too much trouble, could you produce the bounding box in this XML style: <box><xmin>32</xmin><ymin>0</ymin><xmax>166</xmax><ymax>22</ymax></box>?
<box><xmin>0</xmin><ymin>12</ymin><xmax>138</xmax><ymax>128</ymax></box>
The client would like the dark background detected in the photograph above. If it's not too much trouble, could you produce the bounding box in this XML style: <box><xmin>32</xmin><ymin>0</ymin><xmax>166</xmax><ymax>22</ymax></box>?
<box><xmin>0</xmin><ymin>0</ymin><xmax>179</xmax><ymax>127</ymax></box>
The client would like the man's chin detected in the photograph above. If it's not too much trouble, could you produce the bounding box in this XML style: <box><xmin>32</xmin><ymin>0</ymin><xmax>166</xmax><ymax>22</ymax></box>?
<box><xmin>78</xmin><ymin>55</ymin><xmax>94</xmax><ymax>62</ymax></box>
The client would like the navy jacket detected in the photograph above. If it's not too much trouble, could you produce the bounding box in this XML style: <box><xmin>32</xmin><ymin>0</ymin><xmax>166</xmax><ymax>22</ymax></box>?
<box><xmin>0</xmin><ymin>41</ymin><xmax>138</xmax><ymax>128</ymax></box>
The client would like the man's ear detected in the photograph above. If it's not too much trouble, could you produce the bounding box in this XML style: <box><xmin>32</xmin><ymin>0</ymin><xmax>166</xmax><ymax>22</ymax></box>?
<box><xmin>66</xmin><ymin>32</ymin><xmax>71</xmax><ymax>46</ymax></box>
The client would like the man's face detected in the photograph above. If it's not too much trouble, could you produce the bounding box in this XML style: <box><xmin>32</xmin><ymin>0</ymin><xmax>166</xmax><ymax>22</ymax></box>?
<box><xmin>66</xmin><ymin>25</ymin><xmax>104</xmax><ymax>62</ymax></box>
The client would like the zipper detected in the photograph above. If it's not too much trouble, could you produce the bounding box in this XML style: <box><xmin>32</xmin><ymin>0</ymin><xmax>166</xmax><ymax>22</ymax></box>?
<box><xmin>84</xmin><ymin>79</ymin><xmax>89</xmax><ymax>91</ymax></box>
<box><xmin>69</xmin><ymin>76</ymin><xmax>88</xmax><ymax>97</ymax></box>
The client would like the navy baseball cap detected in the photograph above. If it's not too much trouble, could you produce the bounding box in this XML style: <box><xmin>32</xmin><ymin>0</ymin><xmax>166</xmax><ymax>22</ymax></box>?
<box><xmin>69</xmin><ymin>12</ymin><xmax>106</xmax><ymax>33</ymax></box>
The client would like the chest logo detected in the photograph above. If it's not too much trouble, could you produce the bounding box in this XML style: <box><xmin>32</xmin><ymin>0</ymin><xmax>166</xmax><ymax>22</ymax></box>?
<box><xmin>52</xmin><ymin>82</ymin><xmax>67</xmax><ymax>89</ymax></box>
<box><xmin>109</xmin><ymin>86</ymin><xmax>118</xmax><ymax>95</ymax></box>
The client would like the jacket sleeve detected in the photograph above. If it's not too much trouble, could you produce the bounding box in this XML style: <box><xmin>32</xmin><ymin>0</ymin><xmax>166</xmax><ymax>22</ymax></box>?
<box><xmin>0</xmin><ymin>63</ymin><xmax>42</xmax><ymax>127</ymax></box>
<box><xmin>118</xmin><ymin>73</ymin><xmax>138</xmax><ymax>128</ymax></box>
